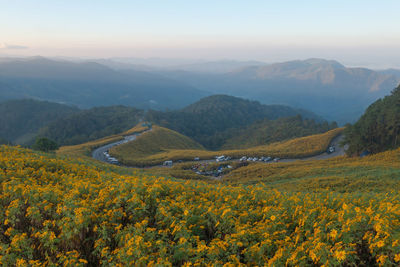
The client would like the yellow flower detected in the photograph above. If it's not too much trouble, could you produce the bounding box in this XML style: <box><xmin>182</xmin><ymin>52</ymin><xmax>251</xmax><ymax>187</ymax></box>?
<box><xmin>329</xmin><ymin>229</ymin><xmax>338</xmax><ymax>240</ymax></box>
<box><xmin>376</xmin><ymin>240</ymin><xmax>385</xmax><ymax>248</ymax></box>
<box><xmin>270</xmin><ymin>215</ymin><xmax>276</xmax><ymax>221</ymax></box>
<box><xmin>377</xmin><ymin>255</ymin><xmax>387</xmax><ymax>266</ymax></box>
<box><xmin>394</xmin><ymin>253</ymin><xmax>400</xmax><ymax>262</ymax></box>
<box><xmin>334</xmin><ymin>250</ymin><xmax>346</xmax><ymax>261</ymax></box>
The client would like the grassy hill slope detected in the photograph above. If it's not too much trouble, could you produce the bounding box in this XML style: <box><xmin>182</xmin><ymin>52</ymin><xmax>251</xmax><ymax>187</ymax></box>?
<box><xmin>223</xmin><ymin>147</ymin><xmax>400</xmax><ymax>191</ymax></box>
<box><xmin>57</xmin><ymin>123</ymin><xmax>149</xmax><ymax>158</ymax></box>
<box><xmin>222</xmin><ymin>115</ymin><xmax>337</xmax><ymax>149</ymax></box>
<box><xmin>109</xmin><ymin>126</ymin><xmax>204</xmax><ymax>166</ymax></box>
<box><xmin>110</xmin><ymin>127</ymin><xmax>343</xmax><ymax>166</ymax></box>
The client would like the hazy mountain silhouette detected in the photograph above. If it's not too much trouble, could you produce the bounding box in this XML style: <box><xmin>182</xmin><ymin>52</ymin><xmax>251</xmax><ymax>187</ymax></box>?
<box><xmin>158</xmin><ymin>59</ymin><xmax>400</xmax><ymax>124</ymax></box>
<box><xmin>0</xmin><ymin>57</ymin><xmax>209</xmax><ymax>109</ymax></box>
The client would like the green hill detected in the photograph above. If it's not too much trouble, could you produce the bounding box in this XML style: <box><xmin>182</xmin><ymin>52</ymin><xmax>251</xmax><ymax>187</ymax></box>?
<box><xmin>0</xmin><ymin>99</ymin><xmax>79</xmax><ymax>144</ymax></box>
<box><xmin>109</xmin><ymin>126</ymin><xmax>204</xmax><ymax>166</ymax></box>
<box><xmin>146</xmin><ymin>95</ymin><xmax>324</xmax><ymax>149</ymax></box>
<box><xmin>343</xmin><ymin>84</ymin><xmax>400</xmax><ymax>155</ymax></box>
<box><xmin>38</xmin><ymin>106</ymin><xmax>144</xmax><ymax>146</ymax></box>
<box><xmin>222</xmin><ymin>115</ymin><xmax>337</xmax><ymax>149</ymax></box>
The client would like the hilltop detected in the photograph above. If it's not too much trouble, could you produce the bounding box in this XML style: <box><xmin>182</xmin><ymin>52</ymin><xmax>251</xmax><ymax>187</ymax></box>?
<box><xmin>109</xmin><ymin>126</ymin><xmax>204</xmax><ymax>167</ymax></box>
<box><xmin>146</xmin><ymin>95</ymin><xmax>325</xmax><ymax>149</ymax></box>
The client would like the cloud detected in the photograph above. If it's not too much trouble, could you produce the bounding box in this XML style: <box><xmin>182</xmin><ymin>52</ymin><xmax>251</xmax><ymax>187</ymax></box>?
<box><xmin>0</xmin><ymin>43</ymin><xmax>28</xmax><ymax>49</ymax></box>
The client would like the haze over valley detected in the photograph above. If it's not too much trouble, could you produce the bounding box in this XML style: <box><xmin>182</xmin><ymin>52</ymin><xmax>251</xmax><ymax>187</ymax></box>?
<box><xmin>1</xmin><ymin>1</ymin><xmax>400</xmax><ymax>266</ymax></box>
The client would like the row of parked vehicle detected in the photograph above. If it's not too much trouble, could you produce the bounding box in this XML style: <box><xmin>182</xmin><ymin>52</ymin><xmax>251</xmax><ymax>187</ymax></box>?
<box><xmin>103</xmin><ymin>151</ymin><xmax>119</xmax><ymax>164</ymax></box>
<box><xmin>215</xmin><ymin>155</ymin><xmax>232</xmax><ymax>162</ymax></box>
<box><xmin>239</xmin><ymin>156</ymin><xmax>280</xmax><ymax>163</ymax></box>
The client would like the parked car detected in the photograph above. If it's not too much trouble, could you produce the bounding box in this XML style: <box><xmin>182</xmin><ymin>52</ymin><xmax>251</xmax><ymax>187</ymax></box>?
<box><xmin>163</xmin><ymin>160</ymin><xmax>173</xmax><ymax>166</ymax></box>
<box><xmin>253</xmin><ymin>157</ymin><xmax>258</xmax><ymax>161</ymax></box>
<box><xmin>273</xmin><ymin>158</ymin><xmax>280</xmax><ymax>162</ymax></box>
<box><xmin>327</xmin><ymin>146</ymin><xmax>335</xmax><ymax>154</ymax></box>
<box><xmin>240</xmin><ymin>156</ymin><xmax>247</xmax><ymax>162</ymax></box>
<box><xmin>264</xmin><ymin>157</ymin><xmax>272</xmax><ymax>162</ymax></box>
<box><xmin>194</xmin><ymin>157</ymin><xmax>200</xmax><ymax>161</ymax></box>
<box><xmin>216</xmin><ymin>156</ymin><xmax>225</xmax><ymax>162</ymax></box>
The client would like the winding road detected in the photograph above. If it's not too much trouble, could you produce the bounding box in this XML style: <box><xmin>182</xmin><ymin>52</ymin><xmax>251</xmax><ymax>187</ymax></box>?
<box><xmin>92</xmin><ymin>131</ymin><xmax>346</xmax><ymax>167</ymax></box>
<box><xmin>92</xmin><ymin>133</ymin><xmax>142</xmax><ymax>164</ymax></box>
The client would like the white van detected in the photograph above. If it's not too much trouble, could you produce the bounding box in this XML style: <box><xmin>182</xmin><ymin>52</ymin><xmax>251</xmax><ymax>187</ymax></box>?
<box><xmin>163</xmin><ymin>160</ymin><xmax>173</xmax><ymax>166</ymax></box>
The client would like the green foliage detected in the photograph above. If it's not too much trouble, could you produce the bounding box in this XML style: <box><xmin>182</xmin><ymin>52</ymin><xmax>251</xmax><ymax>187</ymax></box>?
<box><xmin>343</xmin><ymin>84</ymin><xmax>400</xmax><ymax>155</ymax></box>
<box><xmin>32</xmin><ymin>137</ymin><xmax>59</xmax><ymax>152</ymax></box>
<box><xmin>0</xmin><ymin>137</ymin><xmax>10</xmax><ymax>145</ymax></box>
<box><xmin>0</xmin><ymin>99</ymin><xmax>78</xmax><ymax>144</ymax></box>
<box><xmin>146</xmin><ymin>95</ymin><xmax>324</xmax><ymax>149</ymax></box>
<box><xmin>38</xmin><ymin>106</ymin><xmax>144</xmax><ymax>146</ymax></box>
<box><xmin>223</xmin><ymin>115</ymin><xmax>337</xmax><ymax>149</ymax></box>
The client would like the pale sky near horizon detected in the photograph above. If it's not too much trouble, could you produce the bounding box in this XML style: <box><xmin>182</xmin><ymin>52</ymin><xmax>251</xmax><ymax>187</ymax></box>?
<box><xmin>1</xmin><ymin>0</ymin><xmax>400</xmax><ymax>68</ymax></box>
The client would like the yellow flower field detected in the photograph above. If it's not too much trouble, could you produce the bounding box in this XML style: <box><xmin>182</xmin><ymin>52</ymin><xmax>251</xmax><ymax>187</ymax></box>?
<box><xmin>0</xmin><ymin>145</ymin><xmax>399</xmax><ymax>266</ymax></box>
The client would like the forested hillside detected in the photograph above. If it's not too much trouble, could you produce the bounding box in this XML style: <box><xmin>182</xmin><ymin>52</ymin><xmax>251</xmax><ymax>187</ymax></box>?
<box><xmin>38</xmin><ymin>106</ymin><xmax>144</xmax><ymax>146</ymax></box>
<box><xmin>343</xmin><ymin>84</ymin><xmax>400</xmax><ymax>155</ymax></box>
<box><xmin>146</xmin><ymin>95</ymin><xmax>324</xmax><ymax>149</ymax></box>
<box><xmin>0</xmin><ymin>99</ymin><xmax>79</xmax><ymax>144</ymax></box>
<box><xmin>222</xmin><ymin>115</ymin><xmax>338</xmax><ymax>149</ymax></box>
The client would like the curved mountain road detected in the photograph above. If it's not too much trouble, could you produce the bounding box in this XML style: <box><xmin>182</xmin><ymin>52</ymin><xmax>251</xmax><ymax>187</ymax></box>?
<box><xmin>92</xmin><ymin>132</ymin><xmax>346</xmax><ymax>168</ymax></box>
<box><xmin>92</xmin><ymin>133</ymin><xmax>143</xmax><ymax>164</ymax></box>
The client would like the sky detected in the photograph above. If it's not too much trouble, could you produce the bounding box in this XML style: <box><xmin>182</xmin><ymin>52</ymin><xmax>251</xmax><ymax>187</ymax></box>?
<box><xmin>1</xmin><ymin>0</ymin><xmax>400</xmax><ymax>68</ymax></box>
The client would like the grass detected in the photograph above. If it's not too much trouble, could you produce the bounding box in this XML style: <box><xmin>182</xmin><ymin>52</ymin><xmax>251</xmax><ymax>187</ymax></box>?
<box><xmin>57</xmin><ymin>123</ymin><xmax>149</xmax><ymax>158</ymax></box>
<box><xmin>111</xmin><ymin>128</ymin><xmax>343</xmax><ymax>166</ymax></box>
<box><xmin>109</xmin><ymin>126</ymin><xmax>205</xmax><ymax>166</ymax></box>
<box><xmin>222</xmin><ymin>146</ymin><xmax>400</xmax><ymax>192</ymax></box>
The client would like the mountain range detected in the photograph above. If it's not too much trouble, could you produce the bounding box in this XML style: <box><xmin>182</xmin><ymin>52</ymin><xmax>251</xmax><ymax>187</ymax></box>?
<box><xmin>1</xmin><ymin>56</ymin><xmax>399</xmax><ymax>124</ymax></box>
<box><xmin>0</xmin><ymin>57</ymin><xmax>208</xmax><ymax>110</ymax></box>
<box><xmin>156</xmin><ymin>58</ymin><xmax>400</xmax><ymax>124</ymax></box>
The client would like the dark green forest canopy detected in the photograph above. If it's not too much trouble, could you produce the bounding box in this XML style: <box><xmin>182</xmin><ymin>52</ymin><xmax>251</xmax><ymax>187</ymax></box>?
<box><xmin>343</xmin><ymin>85</ymin><xmax>400</xmax><ymax>155</ymax></box>
<box><xmin>0</xmin><ymin>99</ymin><xmax>79</xmax><ymax>144</ymax></box>
<box><xmin>146</xmin><ymin>95</ymin><xmax>333</xmax><ymax>150</ymax></box>
<box><xmin>38</xmin><ymin>106</ymin><xmax>144</xmax><ymax>146</ymax></box>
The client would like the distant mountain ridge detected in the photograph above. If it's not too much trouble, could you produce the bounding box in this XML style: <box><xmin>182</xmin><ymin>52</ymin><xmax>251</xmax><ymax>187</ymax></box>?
<box><xmin>0</xmin><ymin>57</ymin><xmax>209</xmax><ymax>110</ymax></box>
<box><xmin>234</xmin><ymin>59</ymin><xmax>396</xmax><ymax>92</ymax></box>
<box><xmin>158</xmin><ymin>58</ymin><xmax>400</xmax><ymax>124</ymax></box>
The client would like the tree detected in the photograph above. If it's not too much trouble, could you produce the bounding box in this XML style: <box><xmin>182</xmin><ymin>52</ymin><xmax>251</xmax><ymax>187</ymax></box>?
<box><xmin>33</xmin><ymin>137</ymin><xmax>59</xmax><ymax>152</ymax></box>
<box><xmin>0</xmin><ymin>137</ymin><xmax>10</xmax><ymax>145</ymax></box>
